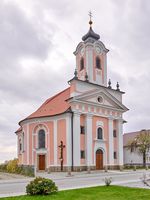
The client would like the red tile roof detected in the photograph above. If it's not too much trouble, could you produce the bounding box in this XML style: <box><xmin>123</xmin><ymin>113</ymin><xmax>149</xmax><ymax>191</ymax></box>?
<box><xmin>15</xmin><ymin>127</ymin><xmax>22</xmax><ymax>134</ymax></box>
<box><xmin>19</xmin><ymin>87</ymin><xmax>71</xmax><ymax>124</ymax></box>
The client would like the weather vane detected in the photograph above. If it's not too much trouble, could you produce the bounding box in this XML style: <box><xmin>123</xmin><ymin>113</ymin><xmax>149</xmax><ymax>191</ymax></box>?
<box><xmin>88</xmin><ymin>10</ymin><xmax>93</xmax><ymax>27</ymax></box>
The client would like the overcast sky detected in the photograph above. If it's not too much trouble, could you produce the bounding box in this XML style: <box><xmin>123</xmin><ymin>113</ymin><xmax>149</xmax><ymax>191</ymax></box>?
<box><xmin>0</xmin><ymin>0</ymin><xmax>150</xmax><ymax>163</ymax></box>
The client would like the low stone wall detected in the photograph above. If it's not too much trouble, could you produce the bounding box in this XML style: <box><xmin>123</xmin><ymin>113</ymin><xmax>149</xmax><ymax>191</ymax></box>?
<box><xmin>47</xmin><ymin>166</ymin><xmax>94</xmax><ymax>172</ymax></box>
<box><xmin>18</xmin><ymin>165</ymin><xmax>35</xmax><ymax>177</ymax></box>
<box><xmin>47</xmin><ymin>165</ymin><xmax>122</xmax><ymax>172</ymax></box>
<box><xmin>106</xmin><ymin>165</ymin><xmax>123</xmax><ymax>170</ymax></box>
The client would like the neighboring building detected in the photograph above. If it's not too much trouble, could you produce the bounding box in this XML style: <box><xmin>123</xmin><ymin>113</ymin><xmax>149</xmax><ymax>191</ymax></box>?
<box><xmin>15</xmin><ymin>18</ymin><xmax>128</xmax><ymax>172</ymax></box>
<box><xmin>123</xmin><ymin>131</ymin><xmax>150</xmax><ymax>166</ymax></box>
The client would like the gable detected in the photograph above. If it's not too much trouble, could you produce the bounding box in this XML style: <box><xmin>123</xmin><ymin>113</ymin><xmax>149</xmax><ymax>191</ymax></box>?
<box><xmin>73</xmin><ymin>88</ymin><xmax>128</xmax><ymax>111</ymax></box>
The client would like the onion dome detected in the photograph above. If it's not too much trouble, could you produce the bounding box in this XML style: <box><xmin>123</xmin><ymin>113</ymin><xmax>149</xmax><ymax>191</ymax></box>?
<box><xmin>82</xmin><ymin>27</ymin><xmax>100</xmax><ymax>41</ymax></box>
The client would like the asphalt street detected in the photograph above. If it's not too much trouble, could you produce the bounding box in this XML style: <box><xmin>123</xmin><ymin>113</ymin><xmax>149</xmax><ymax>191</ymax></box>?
<box><xmin>0</xmin><ymin>170</ymin><xmax>149</xmax><ymax>197</ymax></box>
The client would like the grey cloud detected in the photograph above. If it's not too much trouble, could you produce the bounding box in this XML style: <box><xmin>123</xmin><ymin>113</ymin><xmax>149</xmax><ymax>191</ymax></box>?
<box><xmin>0</xmin><ymin>1</ymin><xmax>52</xmax><ymax>68</ymax></box>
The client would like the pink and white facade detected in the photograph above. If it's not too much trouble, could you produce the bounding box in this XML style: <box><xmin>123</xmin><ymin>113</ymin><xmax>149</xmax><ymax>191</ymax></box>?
<box><xmin>15</xmin><ymin>21</ymin><xmax>128</xmax><ymax>172</ymax></box>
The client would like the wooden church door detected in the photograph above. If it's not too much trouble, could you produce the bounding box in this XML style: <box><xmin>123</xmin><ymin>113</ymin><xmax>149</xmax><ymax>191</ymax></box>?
<box><xmin>96</xmin><ymin>149</ymin><xmax>103</xmax><ymax>170</ymax></box>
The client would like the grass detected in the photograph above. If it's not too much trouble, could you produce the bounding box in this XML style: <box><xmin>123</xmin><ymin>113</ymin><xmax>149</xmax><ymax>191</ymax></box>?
<box><xmin>1</xmin><ymin>186</ymin><xmax>150</xmax><ymax>200</ymax></box>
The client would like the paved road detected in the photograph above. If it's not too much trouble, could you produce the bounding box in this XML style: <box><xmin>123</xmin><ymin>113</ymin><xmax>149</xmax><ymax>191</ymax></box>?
<box><xmin>0</xmin><ymin>170</ymin><xmax>149</xmax><ymax>197</ymax></box>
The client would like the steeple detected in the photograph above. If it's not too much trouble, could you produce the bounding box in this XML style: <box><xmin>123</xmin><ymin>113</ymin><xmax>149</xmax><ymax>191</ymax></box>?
<box><xmin>82</xmin><ymin>11</ymin><xmax>100</xmax><ymax>42</ymax></box>
<box><xmin>73</xmin><ymin>13</ymin><xmax>109</xmax><ymax>86</ymax></box>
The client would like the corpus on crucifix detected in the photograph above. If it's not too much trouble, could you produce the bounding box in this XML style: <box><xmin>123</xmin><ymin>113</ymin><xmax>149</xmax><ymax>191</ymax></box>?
<box><xmin>58</xmin><ymin>140</ymin><xmax>65</xmax><ymax>171</ymax></box>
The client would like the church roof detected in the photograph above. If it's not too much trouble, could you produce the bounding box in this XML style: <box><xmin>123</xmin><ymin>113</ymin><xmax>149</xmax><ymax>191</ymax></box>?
<box><xmin>15</xmin><ymin>127</ymin><xmax>22</xmax><ymax>134</ymax></box>
<box><xmin>82</xmin><ymin>27</ymin><xmax>100</xmax><ymax>41</ymax></box>
<box><xmin>19</xmin><ymin>87</ymin><xmax>70</xmax><ymax>124</ymax></box>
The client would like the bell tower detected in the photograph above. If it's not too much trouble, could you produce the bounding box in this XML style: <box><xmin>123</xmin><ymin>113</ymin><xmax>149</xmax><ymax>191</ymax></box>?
<box><xmin>73</xmin><ymin>13</ymin><xmax>109</xmax><ymax>86</ymax></box>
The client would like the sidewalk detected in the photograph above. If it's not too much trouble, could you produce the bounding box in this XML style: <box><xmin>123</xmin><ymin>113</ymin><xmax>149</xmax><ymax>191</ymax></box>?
<box><xmin>36</xmin><ymin>169</ymin><xmax>148</xmax><ymax>180</ymax></box>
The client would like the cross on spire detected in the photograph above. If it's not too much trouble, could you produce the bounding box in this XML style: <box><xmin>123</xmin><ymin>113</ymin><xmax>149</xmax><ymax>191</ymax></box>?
<box><xmin>88</xmin><ymin>10</ymin><xmax>93</xmax><ymax>27</ymax></box>
<box><xmin>89</xmin><ymin>11</ymin><xmax>92</xmax><ymax>20</ymax></box>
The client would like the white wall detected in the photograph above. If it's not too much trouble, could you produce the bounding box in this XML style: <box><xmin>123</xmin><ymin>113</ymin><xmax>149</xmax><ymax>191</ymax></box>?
<box><xmin>124</xmin><ymin>147</ymin><xmax>150</xmax><ymax>165</ymax></box>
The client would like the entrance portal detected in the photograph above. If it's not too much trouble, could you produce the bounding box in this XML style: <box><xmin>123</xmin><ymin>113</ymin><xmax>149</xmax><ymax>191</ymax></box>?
<box><xmin>38</xmin><ymin>154</ymin><xmax>45</xmax><ymax>170</ymax></box>
<box><xmin>96</xmin><ymin>149</ymin><xmax>103</xmax><ymax>170</ymax></box>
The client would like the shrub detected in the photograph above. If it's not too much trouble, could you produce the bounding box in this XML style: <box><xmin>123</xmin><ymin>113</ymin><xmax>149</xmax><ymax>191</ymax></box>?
<box><xmin>0</xmin><ymin>159</ymin><xmax>34</xmax><ymax>177</ymax></box>
<box><xmin>0</xmin><ymin>164</ymin><xmax>7</xmax><ymax>172</ymax></box>
<box><xmin>26</xmin><ymin>177</ymin><xmax>58</xmax><ymax>195</ymax></box>
<box><xmin>6</xmin><ymin>159</ymin><xmax>18</xmax><ymax>173</ymax></box>
<box><xmin>104</xmin><ymin>177</ymin><xmax>112</xmax><ymax>186</ymax></box>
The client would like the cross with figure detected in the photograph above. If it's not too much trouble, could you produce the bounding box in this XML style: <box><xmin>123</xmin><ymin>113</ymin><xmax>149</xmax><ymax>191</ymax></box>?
<box><xmin>58</xmin><ymin>140</ymin><xmax>65</xmax><ymax>171</ymax></box>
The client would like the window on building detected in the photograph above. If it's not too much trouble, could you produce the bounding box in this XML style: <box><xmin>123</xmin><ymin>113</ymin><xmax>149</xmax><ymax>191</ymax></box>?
<box><xmin>80</xmin><ymin>126</ymin><xmax>85</xmax><ymax>134</ymax></box>
<box><xmin>131</xmin><ymin>145</ymin><xmax>134</xmax><ymax>153</ymax></box>
<box><xmin>19</xmin><ymin>138</ymin><xmax>22</xmax><ymax>152</ymax></box>
<box><xmin>81</xmin><ymin>150</ymin><xmax>85</xmax><ymax>159</ymax></box>
<box><xmin>38</xmin><ymin>129</ymin><xmax>45</xmax><ymax>149</ymax></box>
<box><xmin>96</xmin><ymin>56</ymin><xmax>101</xmax><ymax>69</ymax></box>
<box><xmin>97</xmin><ymin>127</ymin><xmax>103</xmax><ymax>139</ymax></box>
<box><xmin>114</xmin><ymin>151</ymin><xmax>117</xmax><ymax>159</ymax></box>
<box><xmin>22</xmin><ymin>132</ymin><xmax>24</xmax><ymax>151</ymax></box>
<box><xmin>80</xmin><ymin>57</ymin><xmax>84</xmax><ymax>71</ymax></box>
<box><xmin>113</xmin><ymin>129</ymin><xmax>117</xmax><ymax>138</ymax></box>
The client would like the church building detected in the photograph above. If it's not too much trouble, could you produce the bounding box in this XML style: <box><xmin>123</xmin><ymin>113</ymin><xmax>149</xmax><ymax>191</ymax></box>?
<box><xmin>15</xmin><ymin>17</ymin><xmax>128</xmax><ymax>172</ymax></box>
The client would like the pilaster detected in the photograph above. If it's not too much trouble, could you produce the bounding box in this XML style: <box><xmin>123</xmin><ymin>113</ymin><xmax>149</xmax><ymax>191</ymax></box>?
<box><xmin>66</xmin><ymin>114</ymin><xmax>72</xmax><ymax>166</ymax></box>
<box><xmin>73</xmin><ymin>112</ymin><xmax>80</xmax><ymax>166</ymax></box>
<box><xmin>54</xmin><ymin>120</ymin><xmax>57</xmax><ymax>165</ymax></box>
<box><xmin>108</xmin><ymin>118</ymin><xmax>114</xmax><ymax>165</ymax></box>
<box><xmin>117</xmin><ymin>119</ymin><xmax>123</xmax><ymax>165</ymax></box>
<box><xmin>86</xmin><ymin>114</ymin><xmax>93</xmax><ymax>167</ymax></box>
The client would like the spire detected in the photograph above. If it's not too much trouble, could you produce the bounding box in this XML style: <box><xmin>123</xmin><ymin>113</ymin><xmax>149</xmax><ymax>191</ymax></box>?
<box><xmin>116</xmin><ymin>82</ymin><xmax>120</xmax><ymax>91</ymax></box>
<box><xmin>85</xmin><ymin>72</ymin><xmax>88</xmax><ymax>82</ymax></box>
<box><xmin>74</xmin><ymin>68</ymin><xmax>78</xmax><ymax>79</ymax></box>
<box><xmin>108</xmin><ymin>79</ymin><xmax>112</xmax><ymax>89</ymax></box>
<box><xmin>89</xmin><ymin>10</ymin><xmax>93</xmax><ymax>28</ymax></box>
<box><xmin>82</xmin><ymin>12</ymin><xmax>100</xmax><ymax>42</ymax></box>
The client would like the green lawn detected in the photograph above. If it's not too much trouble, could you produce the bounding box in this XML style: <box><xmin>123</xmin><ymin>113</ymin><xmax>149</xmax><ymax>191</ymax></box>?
<box><xmin>1</xmin><ymin>186</ymin><xmax>150</xmax><ymax>200</ymax></box>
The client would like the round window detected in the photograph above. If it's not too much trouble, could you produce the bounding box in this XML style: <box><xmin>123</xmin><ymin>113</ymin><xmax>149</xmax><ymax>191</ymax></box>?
<box><xmin>97</xmin><ymin>96</ymin><xmax>103</xmax><ymax>103</ymax></box>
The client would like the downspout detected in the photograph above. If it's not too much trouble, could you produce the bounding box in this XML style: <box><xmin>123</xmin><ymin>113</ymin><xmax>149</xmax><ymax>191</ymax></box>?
<box><xmin>71</xmin><ymin>111</ymin><xmax>74</xmax><ymax>171</ymax></box>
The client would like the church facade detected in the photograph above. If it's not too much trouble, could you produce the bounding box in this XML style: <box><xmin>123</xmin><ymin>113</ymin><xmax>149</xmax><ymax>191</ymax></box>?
<box><xmin>15</xmin><ymin>20</ymin><xmax>128</xmax><ymax>172</ymax></box>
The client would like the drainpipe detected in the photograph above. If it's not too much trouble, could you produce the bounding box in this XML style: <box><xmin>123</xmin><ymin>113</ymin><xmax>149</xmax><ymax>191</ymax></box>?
<box><xmin>71</xmin><ymin>111</ymin><xmax>74</xmax><ymax>171</ymax></box>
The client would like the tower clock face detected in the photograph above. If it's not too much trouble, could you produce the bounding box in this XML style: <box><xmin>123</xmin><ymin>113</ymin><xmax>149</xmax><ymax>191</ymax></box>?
<box><xmin>80</xmin><ymin>48</ymin><xmax>84</xmax><ymax>56</ymax></box>
<box><xmin>96</xmin><ymin>47</ymin><xmax>102</xmax><ymax>54</ymax></box>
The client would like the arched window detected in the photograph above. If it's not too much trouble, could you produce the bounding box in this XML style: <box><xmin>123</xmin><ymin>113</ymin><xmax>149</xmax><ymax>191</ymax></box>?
<box><xmin>80</xmin><ymin>57</ymin><xmax>84</xmax><ymax>71</ymax></box>
<box><xmin>38</xmin><ymin>129</ymin><xmax>45</xmax><ymax>149</ymax></box>
<box><xmin>97</xmin><ymin>127</ymin><xmax>103</xmax><ymax>139</ymax></box>
<box><xmin>96</xmin><ymin>56</ymin><xmax>101</xmax><ymax>69</ymax></box>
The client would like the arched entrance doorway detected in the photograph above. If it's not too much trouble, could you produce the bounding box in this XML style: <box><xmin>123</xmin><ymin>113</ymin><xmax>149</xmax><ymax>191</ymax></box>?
<box><xmin>96</xmin><ymin>149</ymin><xmax>103</xmax><ymax>170</ymax></box>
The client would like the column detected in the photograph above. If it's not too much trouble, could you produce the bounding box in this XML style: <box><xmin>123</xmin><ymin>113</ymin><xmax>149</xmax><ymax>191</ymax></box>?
<box><xmin>73</xmin><ymin>112</ymin><xmax>80</xmax><ymax>167</ymax></box>
<box><xmin>86</xmin><ymin>114</ymin><xmax>93</xmax><ymax>168</ymax></box>
<box><xmin>117</xmin><ymin>119</ymin><xmax>123</xmax><ymax>166</ymax></box>
<box><xmin>108</xmin><ymin>118</ymin><xmax>114</xmax><ymax>166</ymax></box>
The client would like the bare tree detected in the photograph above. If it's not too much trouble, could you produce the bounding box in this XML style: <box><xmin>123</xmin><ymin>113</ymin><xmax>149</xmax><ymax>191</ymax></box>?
<box><xmin>127</xmin><ymin>130</ymin><xmax>150</xmax><ymax>167</ymax></box>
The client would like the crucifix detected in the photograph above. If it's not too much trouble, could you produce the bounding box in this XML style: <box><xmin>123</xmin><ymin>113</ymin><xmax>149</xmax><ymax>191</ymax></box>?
<box><xmin>58</xmin><ymin>140</ymin><xmax>65</xmax><ymax>171</ymax></box>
